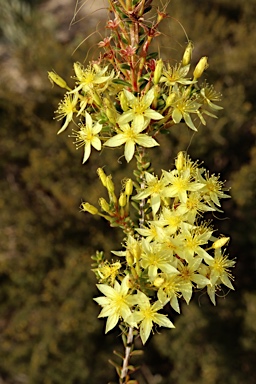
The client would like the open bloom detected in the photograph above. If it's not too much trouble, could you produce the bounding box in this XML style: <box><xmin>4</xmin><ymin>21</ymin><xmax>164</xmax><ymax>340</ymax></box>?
<box><xmin>55</xmin><ymin>93</ymin><xmax>78</xmax><ymax>134</ymax></box>
<box><xmin>133</xmin><ymin>172</ymin><xmax>168</xmax><ymax>214</ymax></box>
<box><xmin>71</xmin><ymin>112</ymin><xmax>102</xmax><ymax>163</ymax></box>
<box><xmin>104</xmin><ymin>121</ymin><xmax>159</xmax><ymax>163</ymax></box>
<box><xmin>140</xmin><ymin>239</ymin><xmax>179</xmax><ymax>281</ymax></box>
<box><xmin>94</xmin><ymin>274</ymin><xmax>135</xmax><ymax>333</ymax></box>
<box><xmin>128</xmin><ymin>291</ymin><xmax>175</xmax><ymax>344</ymax></box>
<box><xmin>72</xmin><ymin>62</ymin><xmax>114</xmax><ymax>94</ymax></box>
<box><xmin>117</xmin><ymin>87</ymin><xmax>163</xmax><ymax>127</ymax></box>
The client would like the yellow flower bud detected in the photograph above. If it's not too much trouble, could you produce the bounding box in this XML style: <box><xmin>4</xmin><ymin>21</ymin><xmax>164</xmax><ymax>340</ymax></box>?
<box><xmin>119</xmin><ymin>91</ymin><xmax>129</xmax><ymax>112</ymax></box>
<box><xmin>106</xmin><ymin>176</ymin><xmax>115</xmax><ymax>193</ymax></box>
<box><xmin>48</xmin><ymin>71</ymin><xmax>68</xmax><ymax>89</ymax></box>
<box><xmin>92</xmin><ymin>91</ymin><xmax>102</xmax><ymax>107</ymax></box>
<box><xmin>175</xmin><ymin>151</ymin><xmax>184</xmax><ymax>171</ymax></box>
<box><xmin>193</xmin><ymin>56</ymin><xmax>209</xmax><ymax>79</ymax></box>
<box><xmin>153</xmin><ymin>277</ymin><xmax>165</xmax><ymax>288</ymax></box>
<box><xmin>166</xmin><ymin>93</ymin><xmax>176</xmax><ymax>107</ymax></box>
<box><xmin>133</xmin><ymin>242</ymin><xmax>141</xmax><ymax>261</ymax></box>
<box><xmin>154</xmin><ymin>59</ymin><xmax>163</xmax><ymax>85</ymax></box>
<box><xmin>119</xmin><ymin>192</ymin><xmax>126</xmax><ymax>207</ymax></box>
<box><xmin>212</xmin><ymin>237</ymin><xmax>230</xmax><ymax>249</ymax></box>
<box><xmin>97</xmin><ymin>168</ymin><xmax>107</xmax><ymax>187</ymax></box>
<box><xmin>126</xmin><ymin>250</ymin><xmax>134</xmax><ymax>266</ymax></box>
<box><xmin>73</xmin><ymin>62</ymin><xmax>83</xmax><ymax>78</ymax></box>
<box><xmin>80</xmin><ymin>202</ymin><xmax>98</xmax><ymax>215</ymax></box>
<box><xmin>106</xmin><ymin>107</ymin><xmax>117</xmax><ymax>124</ymax></box>
<box><xmin>99</xmin><ymin>198</ymin><xmax>111</xmax><ymax>213</ymax></box>
<box><xmin>182</xmin><ymin>41</ymin><xmax>193</xmax><ymax>66</ymax></box>
<box><xmin>125</xmin><ymin>179</ymin><xmax>133</xmax><ymax>196</ymax></box>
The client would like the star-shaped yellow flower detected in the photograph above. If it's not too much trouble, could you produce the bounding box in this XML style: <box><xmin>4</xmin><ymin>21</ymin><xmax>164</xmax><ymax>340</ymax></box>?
<box><xmin>94</xmin><ymin>275</ymin><xmax>135</xmax><ymax>333</ymax></box>
<box><xmin>128</xmin><ymin>291</ymin><xmax>175</xmax><ymax>344</ymax></box>
<box><xmin>55</xmin><ymin>92</ymin><xmax>78</xmax><ymax>134</ymax></box>
<box><xmin>117</xmin><ymin>87</ymin><xmax>163</xmax><ymax>127</ymax></box>
<box><xmin>71</xmin><ymin>112</ymin><xmax>102</xmax><ymax>163</ymax></box>
<box><xmin>104</xmin><ymin>121</ymin><xmax>159</xmax><ymax>163</ymax></box>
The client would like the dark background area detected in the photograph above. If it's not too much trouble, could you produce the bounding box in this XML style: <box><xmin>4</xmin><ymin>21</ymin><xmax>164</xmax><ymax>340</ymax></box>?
<box><xmin>0</xmin><ymin>0</ymin><xmax>256</xmax><ymax>383</ymax></box>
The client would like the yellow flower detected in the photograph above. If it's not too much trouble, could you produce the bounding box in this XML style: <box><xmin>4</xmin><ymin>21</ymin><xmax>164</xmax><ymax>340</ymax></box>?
<box><xmin>179</xmin><ymin>222</ymin><xmax>213</xmax><ymax>264</ymax></box>
<box><xmin>157</xmin><ymin>206</ymin><xmax>185</xmax><ymax>235</ymax></box>
<box><xmin>94</xmin><ymin>275</ymin><xmax>135</xmax><ymax>333</ymax></box>
<box><xmin>104</xmin><ymin>121</ymin><xmax>159</xmax><ymax>163</ymax></box>
<box><xmin>133</xmin><ymin>172</ymin><xmax>168</xmax><ymax>214</ymax></box>
<box><xmin>72</xmin><ymin>62</ymin><xmax>114</xmax><ymax>94</ymax></box>
<box><xmin>117</xmin><ymin>87</ymin><xmax>163</xmax><ymax>127</ymax></box>
<box><xmin>172</xmin><ymin>95</ymin><xmax>201</xmax><ymax>131</ymax></box>
<box><xmin>140</xmin><ymin>239</ymin><xmax>178</xmax><ymax>281</ymax></box>
<box><xmin>199</xmin><ymin>83</ymin><xmax>223</xmax><ymax>111</ymax></box>
<box><xmin>197</xmin><ymin>171</ymin><xmax>230</xmax><ymax>209</ymax></box>
<box><xmin>163</xmin><ymin>168</ymin><xmax>204</xmax><ymax>204</ymax></box>
<box><xmin>157</xmin><ymin>274</ymin><xmax>189</xmax><ymax>313</ymax></box>
<box><xmin>55</xmin><ymin>93</ymin><xmax>78</xmax><ymax>134</ymax></box>
<box><xmin>207</xmin><ymin>248</ymin><xmax>235</xmax><ymax>290</ymax></box>
<box><xmin>70</xmin><ymin>112</ymin><xmax>102</xmax><ymax>163</ymax></box>
<box><xmin>178</xmin><ymin>257</ymin><xmax>211</xmax><ymax>304</ymax></box>
<box><xmin>160</xmin><ymin>63</ymin><xmax>195</xmax><ymax>86</ymax></box>
<box><xmin>128</xmin><ymin>291</ymin><xmax>175</xmax><ymax>344</ymax></box>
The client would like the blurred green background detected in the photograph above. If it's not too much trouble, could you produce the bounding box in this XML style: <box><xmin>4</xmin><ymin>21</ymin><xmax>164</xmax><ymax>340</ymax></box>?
<box><xmin>0</xmin><ymin>0</ymin><xmax>256</xmax><ymax>383</ymax></box>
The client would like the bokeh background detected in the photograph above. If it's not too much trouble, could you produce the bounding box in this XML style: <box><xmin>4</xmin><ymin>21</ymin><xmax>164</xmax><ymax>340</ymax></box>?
<box><xmin>1</xmin><ymin>0</ymin><xmax>256</xmax><ymax>383</ymax></box>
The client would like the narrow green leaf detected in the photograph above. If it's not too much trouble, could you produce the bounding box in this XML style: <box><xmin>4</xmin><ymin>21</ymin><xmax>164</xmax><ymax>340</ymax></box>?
<box><xmin>113</xmin><ymin>350</ymin><xmax>124</xmax><ymax>360</ymax></box>
<box><xmin>120</xmin><ymin>64</ymin><xmax>131</xmax><ymax>70</ymax></box>
<box><xmin>112</xmin><ymin>79</ymin><xmax>132</xmax><ymax>87</ymax></box>
<box><xmin>146</xmin><ymin>52</ymin><xmax>158</xmax><ymax>60</ymax></box>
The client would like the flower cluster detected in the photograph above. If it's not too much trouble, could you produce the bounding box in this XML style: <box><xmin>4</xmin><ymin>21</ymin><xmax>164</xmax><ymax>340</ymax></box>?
<box><xmin>49</xmin><ymin>0</ymin><xmax>234</xmax><ymax>351</ymax></box>
<box><xmin>48</xmin><ymin>7</ymin><xmax>222</xmax><ymax>164</ymax></box>
<box><xmin>89</xmin><ymin>152</ymin><xmax>234</xmax><ymax>344</ymax></box>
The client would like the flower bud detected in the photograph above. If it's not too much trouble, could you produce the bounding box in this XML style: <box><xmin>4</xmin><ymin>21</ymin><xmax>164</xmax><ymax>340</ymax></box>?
<box><xmin>166</xmin><ymin>93</ymin><xmax>176</xmax><ymax>107</ymax></box>
<box><xmin>119</xmin><ymin>91</ymin><xmax>129</xmax><ymax>112</ymax></box>
<box><xmin>106</xmin><ymin>107</ymin><xmax>117</xmax><ymax>124</ymax></box>
<box><xmin>99</xmin><ymin>198</ymin><xmax>111</xmax><ymax>213</ymax></box>
<box><xmin>106</xmin><ymin>176</ymin><xmax>115</xmax><ymax>193</ymax></box>
<box><xmin>73</xmin><ymin>62</ymin><xmax>84</xmax><ymax>79</ymax></box>
<box><xmin>97</xmin><ymin>168</ymin><xmax>107</xmax><ymax>187</ymax></box>
<box><xmin>48</xmin><ymin>71</ymin><xmax>68</xmax><ymax>89</ymax></box>
<box><xmin>92</xmin><ymin>91</ymin><xmax>102</xmax><ymax>107</ymax></box>
<box><xmin>193</xmin><ymin>56</ymin><xmax>208</xmax><ymax>79</ymax></box>
<box><xmin>154</xmin><ymin>59</ymin><xmax>163</xmax><ymax>85</ymax></box>
<box><xmin>119</xmin><ymin>192</ymin><xmax>126</xmax><ymax>207</ymax></box>
<box><xmin>212</xmin><ymin>237</ymin><xmax>230</xmax><ymax>249</ymax></box>
<box><xmin>126</xmin><ymin>250</ymin><xmax>134</xmax><ymax>266</ymax></box>
<box><xmin>153</xmin><ymin>277</ymin><xmax>165</xmax><ymax>288</ymax></box>
<box><xmin>125</xmin><ymin>179</ymin><xmax>133</xmax><ymax>196</ymax></box>
<box><xmin>175</xmin><ymin>151</ymin><xmax>184</xmax><ymax>171</ymax></box>
<box><xmin>80</xmin><ymin>202</ymin><xmax>98</xmax><ymax>215</ymax></box>
<box><xmin>182</xmin><ymin>41</ymin><xmax>193</xmax><ymax>66</ymax></box>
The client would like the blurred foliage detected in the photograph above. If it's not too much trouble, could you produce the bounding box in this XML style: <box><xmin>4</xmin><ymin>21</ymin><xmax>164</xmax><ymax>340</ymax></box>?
<box><xmin>0</xmin><ymin>0</ymin><xmax>255</xmax><ymax>383</ymax></box>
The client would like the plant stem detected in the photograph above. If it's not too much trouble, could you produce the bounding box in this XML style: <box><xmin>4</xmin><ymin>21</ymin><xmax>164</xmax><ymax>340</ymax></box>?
<box><xmin>120</xmin><ymin>326</ymin><xmax>134</xmax><ymax>383</ymax></box>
